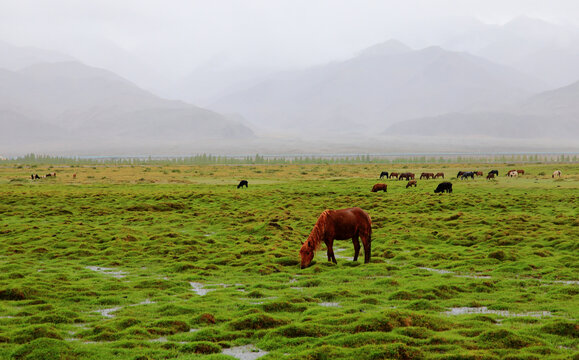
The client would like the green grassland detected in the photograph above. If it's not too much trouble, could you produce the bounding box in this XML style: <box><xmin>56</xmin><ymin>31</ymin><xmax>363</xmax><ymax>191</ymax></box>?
<box><xmin>0</xmin><ymin>163</ymin><xmax>577</xmax><ymax>360</ymax></box>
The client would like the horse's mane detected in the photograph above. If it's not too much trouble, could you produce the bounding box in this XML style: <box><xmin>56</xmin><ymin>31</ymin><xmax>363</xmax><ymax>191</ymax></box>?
<box><xmin>304</xmin><ymin>210</ymin><xmax>331</xmax><ymax>252</ymax></box>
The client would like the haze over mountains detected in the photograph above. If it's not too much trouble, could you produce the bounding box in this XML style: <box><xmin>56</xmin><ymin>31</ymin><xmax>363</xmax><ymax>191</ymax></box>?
<box><xmin>1</xmin><ymin>15</ymin><xmax>578</xmax><ymax>155</ymax></box>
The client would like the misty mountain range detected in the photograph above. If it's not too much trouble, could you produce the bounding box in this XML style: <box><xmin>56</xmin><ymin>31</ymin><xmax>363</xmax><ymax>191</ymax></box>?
<box><xmin>1</xmin><ymin>16</ymin><xmax>578</xmax><ymax>154</ymax></box>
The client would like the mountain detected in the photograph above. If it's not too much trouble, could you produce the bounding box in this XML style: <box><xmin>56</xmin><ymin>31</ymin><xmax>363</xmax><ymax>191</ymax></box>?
<box><xmin>0</xmin><ymin>40</ymin><xmax>75</xmax><ymax>70</ymax></box>
<box><xmin>0</xmin><ymin>61</ymin><xmax>254</xmax><ymax>148</ymax></box>
<box><xmin>210</xmin><ymin>41</ymin><xmax>545</xmax><ymax>134</ymax></box>
<box><xmin>444</xmin><ymin>17</ymin><xmax>579</xmax><ymax>89</ymax></box>
<box><xmin>385</xmin><ymin>80</ymin><xmax>579</xmax><ymax>139</ymax></box>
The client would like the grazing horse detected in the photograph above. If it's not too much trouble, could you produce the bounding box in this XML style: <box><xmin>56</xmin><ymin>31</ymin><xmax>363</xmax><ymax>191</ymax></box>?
<box><xmin>552</xmin><ymin>170</ymin><xmax>562</xmax><ymax>178</ymax></box>
<box><xmin>508</xmin><ymin>170</ymin><xmax>518</xmax><ymax>177</ymax></box>
<box><xmin>389</xmin><ymin>172</ymin><xmax>399</xmax><ymax>179</ymax></box>
<box><xmin>433</xmin><ymin>172</ymin><xmax>444</xmax><ymax>179</ymax></box>
<box><xmin>72</xmin><ymin>173</ymin><xmax>77</xmax><ymax>179</ymax></box>
<box><xmin>486</xmin><ymin>173</ymin><xmax>495</xmax><ymax>180</ymax></box>
<box><xmin>299</xmin><ymin>207</ymin><xmax>372</xmax><ymax>269</ymax></box>
<box><xmin>475</xmin><ymin>171</ymin><xmax>483</xmax><ymax>177</ymax></box>
<box><xmin>488</xmin><ymin>170</ymin><xmax>499</xmax><ymax>177</ymax></box>
<box><xmin>237</xmin><ymin>180</ymin><xmax>248</xmax><ymax>188</ymax></box>
<box><xmin>399</xmin><ymin>172</ymin><xmax>415</xmax><ymax>180</ymax></box>
<box><xmin>379</xmin><ymin>171</ymin><xmax>389</xmax><ymax>179</ymax></box>
<box><xmin>517</xmin><ymin>170</ymin><xmax>525</xmax><ymax>175</ymax></box>
<box><xmin>406</xmin><ymin>180</ymin><xmax>417</xmax><ymax>188</ymax></box>
<box><xmin>434</xmin><ymin>182</ymin><xmax>453</xmax><ymax>193</ymax></box>
<box><xmin>371</xmin><ymin>183</ymin><xmax>387</xmax><ymax>192</ymax></box>
<box><xmin>461</xmin><ymin>172</ymin><xmax>475</xmax><ymax>180</ymax></box>
<box><xmin>34</xmin><ymin>174</ymin><xmax>40</xmax><ymax>179</ymax></box>
<box><xmin>420</xmin><ymin>172</ymin><xmax>434</xmax><ymax>180</ymax></box>
<box><xmin>457</xmin><ymin>171</ymin><xmax>465</xmax><ymax>178</ymax></box>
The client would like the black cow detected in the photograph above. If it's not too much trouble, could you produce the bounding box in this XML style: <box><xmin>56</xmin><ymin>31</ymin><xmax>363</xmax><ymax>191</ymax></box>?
<box><xmin>379</xmin><ymin>171</ymin><xmax>389</xmax><ymax>179</ymax></box>
<box><xmin>460</xmin><ymin>172</ymin><xmax>475</xmax><ymax>180</ymax></box>
<box><xmin>237</xmin><ymin>180</ymin><xmax>248</xmax><ymax>189</ymax></box>
<box><xmin>434</xmin><ymin>182</ymin><xmax>453</xmax><ymax>193</ymax></box>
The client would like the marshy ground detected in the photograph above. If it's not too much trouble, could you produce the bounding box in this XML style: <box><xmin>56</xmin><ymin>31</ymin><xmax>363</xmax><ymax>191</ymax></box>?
<box><xmin>0</xmin><ymin>162</ymin><xmax>577</xmax><ymax>359</ymax></box>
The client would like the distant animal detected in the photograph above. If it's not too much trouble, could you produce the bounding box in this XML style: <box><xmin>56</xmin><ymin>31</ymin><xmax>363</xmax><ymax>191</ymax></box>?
<box><xmin>508</xmin><ymin>170</ymin><xmax>518</xmax><ymax>177</ymax></box>
<box><xmin>461</xmin><ymin>172</ymin><xmax>475</xmax><ymax>180</ymax></box>
<box><xmin>420</xmin><ymin>172</ymin><xmax>434</xmax><ymax>180</ymax></box>
<box><xmin>488</xmin><ymin>170</ymin><xmax>499</xmax><ymax>177</ymax></box>
<box><xmin>30</xmin><ymin>174</ymin><xmax>34</xmax><ymax>180</ymax></box>
<box><xmin>389</xmin><ymin>172</ymin><xmax>399</xmax><ymax>179</ymax></box>
<box><xmin>379</xmin><ymin>171</ymin><xmax>389</xmax><ymax>179</ymax></box>
<box><xmin>45</xmin><ymin>173</ymin><xmax>52</xmax><ymax>177</ymax></box>
<box><xmin>433</xmin><ymin>172</ymin><xmax>444</xmax><ymax>179</ymax></box>
<box><xmin>299</xmin><ymin>207</ymin><xmax>372</xmax><ymax>269</ymax></box>
<box><xmin>398</xmin><ymin>172</ymin><xmax>415</xmax><ymax>180</ymax></box>
<box><xmin>371</xmin><ymin>183</ymin><xmax>387</xmax><ymax>192</ymax></box>
<box><xmin>457</xmin><ymin>171</ymin><xmax>465</xmax><ymax>178</ymax></box>
<box><xmin>72</xmin><ymin>173</ymin><xmax>76</xmax><ymax>179</ymax></box>
<box><xmin>237</xmin><ymin>180</ymin><xmax>248</xmax><ymax>188</ymax></box>
<box><xmin>475</xmin><ymin>171</ymin><xmax>483</xmax><ymax>176</ymax></box>
<box><xmin>34</xmin><ymin>174</ymin><xmax>40</xmax><ymax>179</ymax></box>
<box><xmin>406</xmin><ymin>180</ymin><xmax>417</xmax><ymax>188</ymax></box>
<box><xmin>486</xmin><ymin>173</ymin><xmax>495</xmax><ymax>180</ymax></box>
<box><xmin>434</xmin><ymin>182</ymin><xmax>453</xmax><ymax>193</ymax></box>
<box><xmin>552</xmin><ymin>170</ymin><xmax>562</xmax><ymax>178</ymax></box>
<box><xmin>507</xmin><ymin>169</ymin><xmax>517</xmax><ymax>176</ymax></box>
<box><xmin>517</xmin><ymin>170</ymin><xmax>525</xmax><ymax>175</ymax></box>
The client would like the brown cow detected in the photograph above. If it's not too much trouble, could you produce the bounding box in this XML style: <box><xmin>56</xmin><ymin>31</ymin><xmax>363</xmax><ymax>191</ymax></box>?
<box><xmin>406</xmin><ymin>180</ymin><xmax>417</xmax><ymax>188</ymax></box>
<box><xmin>371</xmin><ymin>183</ymin><xmax>387</xmax><ymax>192</ymax></box>
<box><xmin>433</xmin><ymin>172</ymin><xmax>444</xmax><ymax>179</ymax></box>
<box><xmin>399</xmin><ymin>172</ymin><xmax>415</xmax><ymax>180</ymax></box>
<box><xmin>389</xmin><ymin>172</ymin><xmax>399</xmax><ymax>179</ymax></box>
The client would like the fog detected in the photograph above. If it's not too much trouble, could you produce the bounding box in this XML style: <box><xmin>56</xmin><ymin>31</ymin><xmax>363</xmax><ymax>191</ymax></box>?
<box><xmin>1</xmin><ymin>1</ymin><xmax>579</xmax><ymax>156</ymax></box>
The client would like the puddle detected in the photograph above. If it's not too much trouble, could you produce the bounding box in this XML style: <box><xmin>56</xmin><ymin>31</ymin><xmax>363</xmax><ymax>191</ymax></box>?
<box><xmin>190</xmin><ymin>282</ymin><xmax>215</xmax><ymax>296</ymax></box>
<box><xmin>289</xmin><ymin>278</ymin><xmax>298</xmax><ymax>283</ymax></box>
<box><xmin>333</xmin><ymin>248</ymin><xmax>350</xmax><ymax>260</ymax></box>
<box><xmin>94</xmin><ymin>306</ymin><xmax>123</xmax><ymax>318</ymax></box>
<box><xmin>86</xmin><ymin>266</ymin><xmax>127</xmax><ymax>278</ymax></box>
<box><xmin>552</xmin><ymin>280</ymin><xmax>579</xmax><ymax>285</ymax></box>
<box><xmin>419</xmin><ymin>267</ymin><xmax>454</xmax><ymax>275</ymax></box>
<box><xmin>222</xmin><ymin>345</ymin><xmax>268</xmax><ymax>360</ymax></box>
<box><xmin>290</xmin><ymin>287</ymin><xmax>303</xmax><ymax>291</ymax></box>
<box><xmin>149</xmin><ymin>337</ymin><xmax>168</xmax><ymax>343</ymax></box>
<box><xmin>443</xmin><ymin>307</ymin><xmax>552</xmax><ymax>318</ymax></box>
<box><xmin>319</xmin><ymin>302</ymin><xmax>341</xmax><ymax>307</ymax></box>
<box><xmin>131</xmin><ymin>299</ymin><xmax>155</xmax><ymax>306</ymax></box>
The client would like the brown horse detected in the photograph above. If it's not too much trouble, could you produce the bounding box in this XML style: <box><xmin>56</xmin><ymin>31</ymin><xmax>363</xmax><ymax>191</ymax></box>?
<box><xmin>552</xmin><ymin>170</ymin><xmax>562</xmax><ymax>178</ymax></box>
<box><xmin>389</xmin><ymin>172</ymin><xmax>399</xmax><ymax>179</ymax></box>
<box><xmin>420</xmin><ymin>172</ymin><xmax>434</xmax><ymax>180</ymax></box>
<box><xmin>433</xmin><ymin>172</ymin><xmax>444</xmax><ymax>179</ymax></box>
<box><xmin>371</xmin><ymin>183</ymin><xmax>387</xmax><ymax>192</ymax></box>
<box><xmin>517</xmin><ymin>169</ymin><xmax>525</xmax><ymax>175</ymax></box>
<box><xmin>406</xmin><ymin>180</ymin><xmax>417</xmax><ymax>188</ymax></box>
<box><xmin>475</xmin><ymin>171</ymin><xmax>483</xmax><ymax>176</ymax></box>
<box><xmin>299</xmin><ymin>207</ymin><xmax>372</xmax><ymax>269</ymax></box>
<box><xmin>399</xmin><ymin>172</ymin><xmax>415</xmax><ymax>180</ymax></box>
<box><xmin>486</xmin><ymin>173</ymin><xmax>495</xmax><ymax>180</ymax></box>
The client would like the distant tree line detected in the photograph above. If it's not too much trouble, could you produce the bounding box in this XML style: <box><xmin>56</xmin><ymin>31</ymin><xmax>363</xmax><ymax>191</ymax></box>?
<box><xmin>0</xmin><ymin>152</ymin><xmax>577</xmax><ymax>166</ymax></box>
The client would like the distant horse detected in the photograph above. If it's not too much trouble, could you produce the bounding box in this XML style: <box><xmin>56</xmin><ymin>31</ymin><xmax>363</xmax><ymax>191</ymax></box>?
<box><xmin>299</xmin><ymin>207</ymin><xmax>372</xmax><ymax>269</ymax></box>
<box><xmin>486</xmin><ymin>173</ymin><xmax>495</xmax><ymax>180</ymax></box>
<box><xmin>552</xmin><ymin>170</ymin><xmax>562</xmax><ymax>178</ymax></box>
<box><xmin>389</xmin><ymin>172</ymin><xmax>399</xmax><ymax>179</ymax></box>
<box><xmin>371</xmin><ymin>183</ymin><xmax>387</xmax><ymax>192</ymax></box>
<box><xmin>398</xmin><ymin>172</ymin><xmax>415</xmax><ymax>180</ymax></box>
<box><xmin>461</xmin><ymin>172</ymin><xmax>475</xmax><ymax>180</ymax></box>
<box><xmin>475</xmin><ymin>171</ymin><xmax>483</xmax><ymax>177</ymax></box>
<box><xmin>434</xmin><ymin>182</ymin><xmax>453</xmax><ymax>193</ymax></box>
<box><xmin>34</xmin><ymin>174</ymin><xmax>40</xmax><ymax>179</ymax></box>
<box><xmin>488</xmin><ymin>170</ymin><xmax>499</xmax><ymax>177</ymax></box>
<box><xmin>457</xmin><ymin>171</ymin><xmax>465</xmax><ymax>178</ymax></box>
<box><xmin>237</xmin><ymin>180</ymin><xmax>248</xmax><ymax>188</ymax></box>
<box><xmin>45</xmin><ymin>173</ymin><xmax>52</xmax><ymax>177</ymax></box>
<box><xmin>72</xmin><ymin>173</ymin><xmax>77</xmax><ymax>179</ymax></box>
<box><xmin>420</xmin><ymin>172</ymin><xmax>434</xmax><ymax>180</ymax></box>
<box><xmin>508</xmin><ymin>170</ymin><xmax>518</xmax><ymax>177</ymax></box>
<box><xmin>379</xmin><ymin>171</ymin><xmax>389</xmax><ymax>179</ymax></box>
<box><xmin>517</xmin><ymin>170</ymin><xmax>525</xmax><ymax>175</ymax></box>
<box><xmin>406</xmin><ymin>180</ymin><xmax>417</xmax><ymax>188</ymax></box>
<box><xmin>433</xmin><ymin>172</ymin><xmax>444</xmax><ymax>179</ymax></box>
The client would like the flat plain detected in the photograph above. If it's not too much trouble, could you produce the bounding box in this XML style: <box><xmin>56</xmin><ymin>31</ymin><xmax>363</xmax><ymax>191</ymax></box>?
<box><xmin>0</xmin><ymin>162</ymin><xmax>577</xmax><ymax>360</ymax></box>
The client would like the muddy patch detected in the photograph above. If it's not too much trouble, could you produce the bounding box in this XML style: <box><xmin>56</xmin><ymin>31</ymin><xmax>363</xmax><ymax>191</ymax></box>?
<box><xmin>443</xmin><ymin>307</ymin><xmax>552</xmax><ymax>318</ymax></box>
<box><xmin>222</xmin><ymin>344</ymin><xmax>268</xmax><ymax>360</ymax></box>
<box><xmin>86</xmin><ymin>266</ymin><xmax>127</xmax><ymax>278</ymax></box>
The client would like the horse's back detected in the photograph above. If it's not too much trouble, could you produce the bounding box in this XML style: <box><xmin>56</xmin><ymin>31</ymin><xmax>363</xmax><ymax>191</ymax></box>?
<box><xmin>327</xmin><ymin>207</ymin><xmax>371</xmax><ymax>239</ymax></box>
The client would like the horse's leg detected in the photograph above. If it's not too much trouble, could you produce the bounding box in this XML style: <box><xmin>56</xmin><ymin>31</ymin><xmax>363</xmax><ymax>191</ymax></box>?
<box><xmin>325</xmin><ymin>239</ymin><xmax>337</xmax><ymax>263</ymax></box>
<box><xmin>352</xmin><ymin>235</ymin><xmax>360</xmax><ymax>261</ymax></box>
<box><xmin>362</xmin><ymin>233</ymin><xmax>371</xmax><ymax>263</ymax></box>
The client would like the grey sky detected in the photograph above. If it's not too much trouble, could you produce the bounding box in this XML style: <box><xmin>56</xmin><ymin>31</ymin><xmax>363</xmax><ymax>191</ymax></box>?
<box><xmin>1</xmin><ymin>0</ymin><xmax>579</xmax><ymax>76</ymax></box>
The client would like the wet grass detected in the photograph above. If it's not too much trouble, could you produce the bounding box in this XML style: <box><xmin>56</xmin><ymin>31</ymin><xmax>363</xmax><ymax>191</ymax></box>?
<box><xmin>0</xmin><ymin>163</ymin><xmax>577</xmax><ymax>359</ymax></box>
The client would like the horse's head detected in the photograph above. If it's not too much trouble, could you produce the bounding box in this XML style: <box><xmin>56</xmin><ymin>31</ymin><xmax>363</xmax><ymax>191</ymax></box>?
<box><xmin>299</xmin><ymin>241</ymin><xmax>315</xmax><ymax>269</ymax></box>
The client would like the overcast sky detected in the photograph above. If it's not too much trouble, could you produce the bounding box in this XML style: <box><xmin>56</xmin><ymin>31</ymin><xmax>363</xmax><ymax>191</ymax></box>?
<box><xmin>2</xmin><ymin>0</ymin><xmax>579</xmax><ymax>76</ymax></box>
